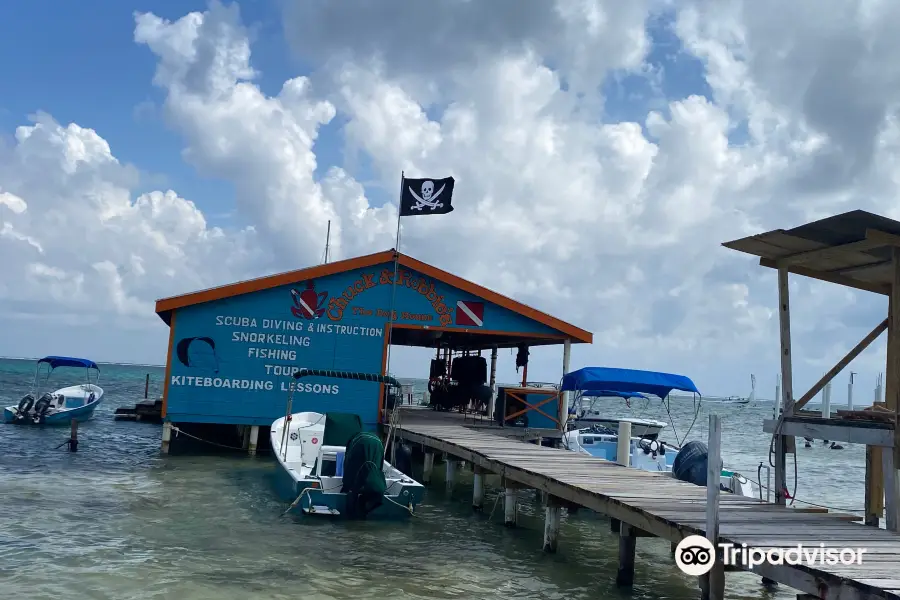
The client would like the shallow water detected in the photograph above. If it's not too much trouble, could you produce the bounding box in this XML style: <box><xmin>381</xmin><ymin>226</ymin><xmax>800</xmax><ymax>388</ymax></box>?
<box><xmin>0</xmin><ymin>358</ymin><xmax>870</xmax><ymax>599</ymax></box>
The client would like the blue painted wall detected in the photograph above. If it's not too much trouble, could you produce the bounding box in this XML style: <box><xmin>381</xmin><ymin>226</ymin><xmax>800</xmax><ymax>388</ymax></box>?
<box><xmin>166</xmin><ymin>261</ymin><xmax>562</xmax><ymax>428</ymax></box>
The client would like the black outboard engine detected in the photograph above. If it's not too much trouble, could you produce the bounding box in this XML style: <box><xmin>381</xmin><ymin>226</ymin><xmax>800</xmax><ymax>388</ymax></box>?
<box><xmin>15</xmin><ymin>394</ymin><xmax>35</xmax><ymax>421</ymax></box>
<box><xmin>672</xmin><ymin>440</ymin><xmax>708</xmax><ymax>487</ymax></box>
<box><xmin>32</xmin><ymin>394</ymin><xmax>53</xmax><ymax>424</ymax></box>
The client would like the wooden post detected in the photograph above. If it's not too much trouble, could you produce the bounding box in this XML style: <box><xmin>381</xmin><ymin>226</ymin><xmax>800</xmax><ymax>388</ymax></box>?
<box><xmin>776</xmin><ymin>267</ymin><xmax>795</xmax><ymax>506</ymax></box>
<box><xmin>542</xmin><ymin>496</ymin><xmax>562</xmax><ymax>553</ymax></box>
<box><xmin>423</xmin><ymin>451</ymin><xmax>434</xmax><ymax>483</ymax></box>
<box><xmin>144</xmin><ymin>373</ymin><xmax>150</xmax><ymax>399</ymax></box>
<box><xmin>446</xmin><ymin>459</ymin><xmax>457</xmax><ymax>493</ymax></box>
<box><xmin>866</xmin><ymin>436</ymin><xmax>885</xmax><ymax>526</ymax></box>
<box><xmin>472</xmin><ymin>466</ymin><xmax>485</xmax><ymax>510</ymax></box>
<box><xmin>504</xmin><ymin>488</ymin><xmax>517</xmax><ymax>527</ymax></box>
<box><xmin>488</xmin><ymin>347</ymin><xmax>498</xmax><ymax>421</ymax></box>
<box><xmin>561</xmin><ymin>339</ymin><xmax>571</xmax><ymax>430</ymax></box>
<box><xmin>883</xmin><ymin>449</ymin><xmax>899</xmax><ymax>531</ymax></box>
<box><xmin>617</xmin><ymin>421</ymin><xmax>631</xmax><ymax>467</ymax></box>
<box><xmin>69</xmin><ymin>419</ymin><xmax>79</xmax><ymax>452</ymax></box>
<box><xmin>887</xmin><ymin>247</ymin><xmax>900</xmax><ymax>530</ymax></box>
<box><xmin>161</xmin><ymin>421</ymin><xmax>172</xmax><ymax>455</ymax></box>
<box><xmin>704</xmin><ymin>414</ymin><xmax>725</xmax><ymax>600</ymax></box>
<box><xmin>248</xmin><ymin>425</ymin><xmax>259</xmax><ymax>457</ymax></box>
<box><xmin>616</xmin><ymin>523</ymin><xmax>637</xmax><ymax>587</ymax></box>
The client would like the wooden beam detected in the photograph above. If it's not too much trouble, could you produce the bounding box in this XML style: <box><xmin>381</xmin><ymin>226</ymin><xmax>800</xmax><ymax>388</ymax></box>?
<box><xmin>832</xmin><ymin>260</ymin><xmax>891</xmax><ymax>277</ymax></box>
<box><xmin>866</xmin><ymin>228</ymin><xmax>900</xmax><ymax>248</ymax></box>
<box><xmin>760</xmin><ymin>258</ymin><xmax>890</xmax><ymax>295</ymax></box>
<box><xmin>705</xmin><ymin>415</ymin><xmax>725</xmax><ymax>600</ymax></box>
<box><xmin>793</xmin><ymin>318</ymin><xmax>888</xmax><ymax>410</ymax></box>
<box><xmin>763</xmin><ymin>419</ymin><xmax>894</xmax><ymax>447</ymax></box>
<box><xmin>775</xmin><ymin>236</ymin><xmax>886</xmax><ymax>267</ymax></box>
<box><xmin>775</xmin><ymin>267</ymin><xmax>795</xmax><ymax>508</ymax></box>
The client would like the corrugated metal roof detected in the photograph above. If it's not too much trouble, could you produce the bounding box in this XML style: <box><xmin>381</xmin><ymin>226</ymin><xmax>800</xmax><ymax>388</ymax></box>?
<box><xmin>722</xmin><ymin>210</ymin><xmax>900</xmax><ymax>295</ymax></box>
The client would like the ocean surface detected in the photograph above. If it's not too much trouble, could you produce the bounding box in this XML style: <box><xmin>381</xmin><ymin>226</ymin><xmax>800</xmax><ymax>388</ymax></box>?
<box><xmin>0</xmin><ymin>358</ymin><xmax>870</xmax><ymax>600</ymax></box>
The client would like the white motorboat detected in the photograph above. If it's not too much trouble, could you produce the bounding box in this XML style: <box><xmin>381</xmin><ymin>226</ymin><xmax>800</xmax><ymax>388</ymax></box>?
<box><xmin>3</xmin><ymin>356</ymin><xmax>104</xmax><ymax>425</ymax></box>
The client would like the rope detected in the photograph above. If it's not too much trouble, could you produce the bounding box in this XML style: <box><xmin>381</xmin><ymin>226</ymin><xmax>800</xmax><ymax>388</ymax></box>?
<box><xmin>751</xmin><ymin>477</ymin><xmax>863</xmax><ymax>514</ymax></box>
<box><xmin>170</xmin><ymin>426</ymin><xmax>246</xmax><ymax>451</ymax></box>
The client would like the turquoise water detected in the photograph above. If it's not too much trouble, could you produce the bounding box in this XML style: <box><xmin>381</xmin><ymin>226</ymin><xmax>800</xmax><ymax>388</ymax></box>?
<box><xmin>0</xmin><ymin>358</ymin><xmax>868</xmax><ymax>599</ymax></box>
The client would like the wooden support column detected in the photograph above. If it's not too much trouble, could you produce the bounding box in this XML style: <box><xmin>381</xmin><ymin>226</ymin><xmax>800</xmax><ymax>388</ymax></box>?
<box><xmin>776</xmin><ymin>267</ymin><xmax>795</xmax><ymax>506</ymax></box>
<box><xmin>504</xmin><ymin>487</ymin><xmax>517</xmax><ymax>527</ymax></box>
<box><xmin>617</xmin><ymin>421</ymin><xmax>631</xmax><ymax>466</ymax></box>
<box><xmin>561</xmin><ymin>339</ymin><xmax>571</xmax><ymax>430</ymax></box>
<box><xmin>488</xmin><ymin>346</ymin><xmax>498</xmax><ymax>421</ymax></box>
<box><xmin>703</xmin><ymin>414</ymin><xmax>725</xmax><ymax>600</ymax></box>
<box><xmin>161</xmin><ymin>421</ymin><xmax>172</xmax><ymax>454</ymax></box>
<box><xmin>248</xmin><ymin>425</ymin><xmax>259</xmax><ymax>457</ymax></box>
<box><xmin>615</xmin><ymin>523</ymin><xmax>637</xmax><ymax>587</ymax></box>
<box><xmin>445</xmin><ymin>459</ymin><xmax>457</xmax><ymax>493</ymax></box>
<box><xmin>867</xmin><ymin>401</ymin><xmax>886</xmax><ymax>526</ymax></box>
<box><xmin>472</xmin><ymin>466</ymin><xmax>485</xmax><ymax>511</ymax></box>
<box><xmin>542</xmin><ymin>496</ymin><xmax>562</xmax><ymax>553</ymax></box>
<box><xmin>423</xmin><ymin>451</ymin><xmax>434</xmax><ymax>484</ymax></box>
<box><xmin>887</xmin><ymin>246</ymin><xmax>900</xmax><ymax>531</ymax></box>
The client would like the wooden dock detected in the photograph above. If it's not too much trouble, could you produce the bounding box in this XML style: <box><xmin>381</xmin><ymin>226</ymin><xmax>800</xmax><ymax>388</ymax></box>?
<box><xmin>114</xmin><ymin>398</ymin><xmax>163</xmax><ymax>424</ymax></box>
<box><xmin>391</xmin><ymin>409</ymin><xmax>900</xmax><ymax>600</ymax></box>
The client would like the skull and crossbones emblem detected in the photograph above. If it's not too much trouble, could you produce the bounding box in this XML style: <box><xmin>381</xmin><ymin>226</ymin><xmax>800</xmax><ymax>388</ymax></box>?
<box><xmin>409</xmin><ymin>180</ymin><xmax>447</xmax><ymax>211</ymax></box>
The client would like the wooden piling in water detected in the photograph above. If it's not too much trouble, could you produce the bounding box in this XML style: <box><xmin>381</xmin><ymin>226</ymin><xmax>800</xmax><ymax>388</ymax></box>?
<box><xmin>445</xmin><ymin>459</ymin><xmax>457</xmax><ymax>493</ymax></box>
<box><xmin>69</xmin><ymin>419</ymin><xmax>78</xmax><ymax>452</ymax></box>
<box><xmin>161</xmin><ymin>422</ymin><xmax>172</xmax><ymax>454</ymax></box>
<box><xmin>423</xmin><ymin>451</ymin><xmax>434</xmax><ymax>483</ymax></box>
<box><xmin>542</xmin><ymin>496</ymin><xmax>562</xmax><ymax>553</ymax></box>
<box><xmin>472</xmin><ymin>466</ymin><xmax>485</xmax><ymax>510</ymax></box>
<box><xmin>616</xmin><ymin>523</ymin><xmax>636</xmax><ymax>587</ymax></box>
<box><xmin>503</xmin><ymin>487</ymin><xmax>517</xmax><ymax>527</ymax></box>
<box><xmin>144</xmin><ymin>373</ymin><xmax>150</xmax><ymax>399</ymax></box>
<box><xmin>248</xmin><ymin>425</ymin><xmax>259</xmax><ymax>457</ymax></box>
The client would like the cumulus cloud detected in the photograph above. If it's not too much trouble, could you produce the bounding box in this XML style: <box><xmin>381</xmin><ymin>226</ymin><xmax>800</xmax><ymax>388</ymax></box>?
<box><xmin>1</xmin><ymin>0</ymin><xmax>897</xmax><ymax>391</ymax></box>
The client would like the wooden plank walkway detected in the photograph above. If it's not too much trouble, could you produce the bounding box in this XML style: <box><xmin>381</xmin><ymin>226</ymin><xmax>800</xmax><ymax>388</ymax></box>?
<box><xmin>394</xmin><ymin>418</ymin><xmax>900</xmax><ymax>600</ymax></box>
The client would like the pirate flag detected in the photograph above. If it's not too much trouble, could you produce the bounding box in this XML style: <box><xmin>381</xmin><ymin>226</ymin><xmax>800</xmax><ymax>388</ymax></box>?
<box><xmin>399</xmin><ymin>176</ymin><xmax>455</xmax><ymax>216</ymax></box>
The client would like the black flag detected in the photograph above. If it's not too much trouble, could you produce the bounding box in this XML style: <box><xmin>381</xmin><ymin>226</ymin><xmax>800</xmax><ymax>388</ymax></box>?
<box><xmin>399</xmin><ymin>176</ymin><xmax>455</xmax><ymax>216</ymax></box>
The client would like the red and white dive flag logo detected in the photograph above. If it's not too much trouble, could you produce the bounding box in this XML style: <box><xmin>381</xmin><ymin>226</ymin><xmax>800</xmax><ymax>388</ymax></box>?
<box><xmin>455</xmin><ymin>300</ymin><xmax>484</xmax><ymax>327</ymax></box>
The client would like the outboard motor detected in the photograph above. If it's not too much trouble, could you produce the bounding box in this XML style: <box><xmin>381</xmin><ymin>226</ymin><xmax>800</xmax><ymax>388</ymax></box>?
<box><xmin>672</xmin><ymin>440</ymin><xmax>709</xmax><ymax>487</ymax></box>
<box><xmin>32</xmin><ymin>394</ymin><xmax>53</xmax><ymax>424</ymax></box>
<box><xmin>15</xmin><ymin>394</ymin><xmax>35</xmax><ymax>421</ymax></box>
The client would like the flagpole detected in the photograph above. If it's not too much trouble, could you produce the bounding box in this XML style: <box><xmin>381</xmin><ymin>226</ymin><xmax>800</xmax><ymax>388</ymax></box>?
<box><xmin>384</xmin><ymin>171</ymin><xmax>404</xmax><ymax>383</ymax></box>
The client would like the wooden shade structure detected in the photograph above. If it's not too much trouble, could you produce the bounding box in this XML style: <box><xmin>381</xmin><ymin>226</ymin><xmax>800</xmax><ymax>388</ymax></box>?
<box><xmin>723</xmin><ymin>209</ymin><xmax>900</xmax><ymax>530</ymax></box>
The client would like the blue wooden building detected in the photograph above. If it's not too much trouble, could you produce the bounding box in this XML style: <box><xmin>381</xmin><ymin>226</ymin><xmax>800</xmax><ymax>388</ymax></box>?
<box><xmin>154</xmin><ymin>249</ymin><xmax>592</xmax><ymax>452</ymax></box>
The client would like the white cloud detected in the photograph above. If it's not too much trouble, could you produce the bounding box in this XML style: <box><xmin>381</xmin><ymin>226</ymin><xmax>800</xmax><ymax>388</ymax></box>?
<box><xmin>1</xmin><ymin>0</ymin><xmax>897</xmax><ymax>393</ymax></box>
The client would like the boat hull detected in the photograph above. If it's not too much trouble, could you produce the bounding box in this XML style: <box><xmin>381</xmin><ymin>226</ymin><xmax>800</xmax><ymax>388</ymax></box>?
<box><xmin>270</xmin><ymin>413</ymin><xmax>425</xmax><ymax>519</ymax></box>
<box><xmin>275</xmin><ymin>466</ymin><xmax>424</xmax><ymax>519</ymax></box>
<box><xmin>3</xmin><ymin>385</ymin><xmax>104</xmax><ymax>425</ymax></box>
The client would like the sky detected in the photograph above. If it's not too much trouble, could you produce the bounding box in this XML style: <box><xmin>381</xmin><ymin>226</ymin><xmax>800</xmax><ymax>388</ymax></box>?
<box><xmin>0</xmin><ymin>0</ymin><xmax>898</xmax><ymax>400</ymax></box>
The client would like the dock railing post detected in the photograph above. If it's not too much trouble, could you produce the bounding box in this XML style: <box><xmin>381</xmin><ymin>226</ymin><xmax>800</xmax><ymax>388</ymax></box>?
<box><xmin>560</xmin><ymin>339</ymin><xmax>571</xmax><ymax>431</ymax></box>
<box><xmin>704</xmin><ymin>414</ymin><xmax>725</xmax><ymax>600</ymax></box>
<box><xmin>616</xmin><ymin>421</ymin><xmax>631</xmax><ymax>467</ymax></box>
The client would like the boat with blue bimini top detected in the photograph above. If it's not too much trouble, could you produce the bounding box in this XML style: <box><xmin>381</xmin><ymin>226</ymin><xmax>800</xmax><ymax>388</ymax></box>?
<box><xmin>271</xmin><ymin>368</ymin><xmax>425</xmax><ymax>519</ymax></box>
<box><xmin>560</xmin><ymin>366</ymin><xmax>762</xmax><ymax>499</ymax></box>
<box><xmin>3</xmin><ymin>356</ymin><xmax>104</xmax><ymax>425</ymax></box>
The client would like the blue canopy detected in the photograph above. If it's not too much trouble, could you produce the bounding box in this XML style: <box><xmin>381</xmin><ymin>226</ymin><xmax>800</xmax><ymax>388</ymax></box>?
<box><xmin>561</xmin><ymin>367</ymin><xmax>700</xmax><ymax>398</ymax></box>
<box><xmin>579</xmin><ymin>390</ymin><xmax>648</xmax><ymax>400</ymax></box>
<box><xmin>38</xmin><ymin>356</ymin><xmax>99</xmax><ymax>371</ymax></box>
